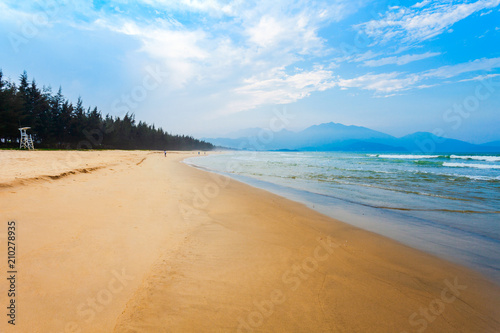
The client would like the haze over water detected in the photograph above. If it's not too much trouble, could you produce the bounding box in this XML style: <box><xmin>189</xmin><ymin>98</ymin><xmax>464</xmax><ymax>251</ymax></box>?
<box><xmin>187</xmin><ymin>152</ymin><xmax>500</xmax><ymax>283</ymax></box>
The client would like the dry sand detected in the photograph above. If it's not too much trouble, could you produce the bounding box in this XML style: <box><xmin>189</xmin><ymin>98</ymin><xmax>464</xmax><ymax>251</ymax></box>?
<box><xmin>0</xmin><ymin>150</ymin><xmax>499</xmax><ymax>333</ymax></box>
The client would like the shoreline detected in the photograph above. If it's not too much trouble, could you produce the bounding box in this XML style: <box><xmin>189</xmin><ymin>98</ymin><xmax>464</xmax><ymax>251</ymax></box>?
<box><xmin>185</xmin><ymin>153</ymin><xmax>500</xmax><ymax>285</ymax></box>
<box><xmin>1</xmin><ymin>150</ymin><xmax>499</xmax><ymax>332</ymax></box>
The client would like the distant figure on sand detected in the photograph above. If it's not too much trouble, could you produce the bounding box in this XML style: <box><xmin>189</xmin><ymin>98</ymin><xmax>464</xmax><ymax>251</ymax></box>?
<box><xmin>164</xmin><ymin>151</ymin><xmax>166</xmax><ymax>157</ymax></box>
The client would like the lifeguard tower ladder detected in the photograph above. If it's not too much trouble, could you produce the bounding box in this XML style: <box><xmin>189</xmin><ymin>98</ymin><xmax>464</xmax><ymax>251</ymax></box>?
<box><xmin>19</xmin><ymin>127</ymin><xmax>34</xmax><ymax>150</ymax></box>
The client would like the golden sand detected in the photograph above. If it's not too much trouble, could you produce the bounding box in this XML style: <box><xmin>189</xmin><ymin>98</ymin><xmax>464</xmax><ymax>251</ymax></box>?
<box><xmin>0</xmin><ymin>150</ymin><xmax>499</xmax><ymax>332</ymax></box>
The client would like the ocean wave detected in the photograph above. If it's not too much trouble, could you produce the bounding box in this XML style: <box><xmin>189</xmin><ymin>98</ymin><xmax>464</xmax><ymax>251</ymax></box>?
<box><xmin>443</xmin><ymin>162</ymin><xmax>500</xmax><ymax>169</ymax></box>
<box><xmin>458</xmin><ymin>175</ymin><xmax>500</xmax><ymax>181</ymax></box>
<box><xmin>408</xmin><ymin>169</ymin><xmax>500</xmax><ymax>181</ymax></box>
<box><xmin>377</xmin><ymin>206</ymin><xmax>500</xmax><ymax>214</ymax></box>
<box><xmin>376</xmin><ymin>154</ymin><xmax>441</xmax><ymax>159</ymax></box>
<box><xmin>319</xmin><ymin>178</ymin><xmax>465</xmax><ymax>200</ymax></box>
<box><xmin>413</xmin><ymin>160</ymin><xmax>443</xmax><ymax>166</ymax></box>
<box><xmin>450</xmin><ymin>155</ymin><xmax>500</xmax><ymax>162</ymax></box>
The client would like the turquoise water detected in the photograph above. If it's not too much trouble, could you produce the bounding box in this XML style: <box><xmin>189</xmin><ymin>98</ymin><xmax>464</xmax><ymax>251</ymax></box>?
<box><xmin>186</xmin><ymin>152</ymin><xmax>500</xmax><ymax>283</ymax></box>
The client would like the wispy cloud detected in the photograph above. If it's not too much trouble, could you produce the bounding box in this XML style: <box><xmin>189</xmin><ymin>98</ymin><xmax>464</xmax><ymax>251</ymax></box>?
<box><xmin>458</xmin><ymin>73</ymin><xmax>500</xmax><ymax>82</ymax></box>
<box><xmin>1</xmin><ymin>0</ymin><xmax>499</xmax><ymax>140</ymax></box>
<box><xmin>422</xmin><ymin>56</ymin><xmax>500</xmax><ymax>78</ymax></box>
<box><xmin>412</xmin><ymin>0</ymin><xmax>431</xmax><ymax>9</ymax></box>
<box><xmin>92</xmin><ymin>17</ymin><xmax>210</xmax><ymax>88</ymax></box>
<box><xmin>338</xmin><ymin>56</ymin><xmax>500</xmax><ymax>94</ymax></box>
<box><xmin>245</xmin><ymin>14</ymin><xmax>325</xmax><ymax>56</ymax></box>
<box><xmin>362</xmin><ymin>52</ymin><xmax>441</xmax><ymax>67</ymax></box>
<box><xmin>82</xmin><ymin>0</ymin><xmax>358</xmax><ymax>114</ymax></box>
<box><xmin>224</xmin><ymin>67</ymin><xmax>335</xmax><ymax>114</ymax></box>
<box><xmin>357</xmin><ymin>0</ymin><xmax>500</xmax><ymax>45</ymax></box>
<box><xmin>337</xmin><ymin>72</ymin><xmax>419</xmax><ymax>94</ymax></box>
<box><xmin>129</xmin><ymin>0</ymin><xmax>237</xmax><ymax>17</ymax></box>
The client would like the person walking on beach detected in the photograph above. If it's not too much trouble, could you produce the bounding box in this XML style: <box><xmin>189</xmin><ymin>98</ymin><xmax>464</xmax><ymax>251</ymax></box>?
<box><xmin>164</xmin><ymin>150</ymin><xmax>166</xmax><ymax>157</ymax></box>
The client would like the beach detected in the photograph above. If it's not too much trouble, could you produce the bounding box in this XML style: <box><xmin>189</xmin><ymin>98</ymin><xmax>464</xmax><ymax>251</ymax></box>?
<box><xmin>187</xmin><ymin>152</ymin><xmax>500</xmax><ymax>282</ymax></box>
<box><xmin>1</xmin><ymin>150</ymin><xmax>500</xmax><ymax>333</ymax></box>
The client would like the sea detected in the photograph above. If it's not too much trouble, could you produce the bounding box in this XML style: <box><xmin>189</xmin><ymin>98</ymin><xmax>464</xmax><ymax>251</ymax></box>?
<box><xmin>185</xmin><ymin>152</ymin><xmax>500</xmax><ymax>284</ymax></box>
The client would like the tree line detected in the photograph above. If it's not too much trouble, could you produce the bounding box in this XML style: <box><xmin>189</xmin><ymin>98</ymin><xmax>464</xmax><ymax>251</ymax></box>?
<box><xmin>0</xmin><ymin>69</ymin><xmax>214</xmax><ymax>150</ymax></box>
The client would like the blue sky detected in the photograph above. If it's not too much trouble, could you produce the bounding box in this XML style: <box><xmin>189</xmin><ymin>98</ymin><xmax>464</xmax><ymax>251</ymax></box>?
<box><xmin>1</xmin><ymin>0</ymin><xmax>499</xmax><ymax>143</ymax></box>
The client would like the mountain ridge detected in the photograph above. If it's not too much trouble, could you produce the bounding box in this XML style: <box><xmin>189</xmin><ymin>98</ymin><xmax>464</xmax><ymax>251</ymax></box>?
<box><xmin>204</xmin><ymin>123</ymin><xmax>500</xmax><ymax>153</ymax></box>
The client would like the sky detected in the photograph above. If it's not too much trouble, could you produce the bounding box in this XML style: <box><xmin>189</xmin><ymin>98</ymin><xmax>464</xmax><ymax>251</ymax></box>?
<box><xmin>0</xmin><ymin>0</ymin><xmax>499</xmax><ymax>143</ymax></box>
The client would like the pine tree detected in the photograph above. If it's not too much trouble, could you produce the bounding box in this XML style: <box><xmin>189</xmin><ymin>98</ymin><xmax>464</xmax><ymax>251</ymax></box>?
<box><xmin>0</xmin><ymin>70</ymin><xmax>214</xmax><ymax>150</ymax></box>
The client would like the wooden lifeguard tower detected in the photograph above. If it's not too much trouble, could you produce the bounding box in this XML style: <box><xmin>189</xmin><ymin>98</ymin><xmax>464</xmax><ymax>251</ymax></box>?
<box><xmin>19</xmin><ymin>127</ymin><xmax>34</xmax><ymax>150</ymax></box>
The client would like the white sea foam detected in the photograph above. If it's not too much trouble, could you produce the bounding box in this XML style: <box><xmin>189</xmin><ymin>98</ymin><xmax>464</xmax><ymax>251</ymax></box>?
<box><xmin>378</xmin><ymin>154</ymin><xmax>440</xmax><ymax>159</ymax></box>
<box><xmin>450</xmin><ymin>155</ymin><xmax>500</xmax><ymax>162</ymax></box>
<box><xmin>461</xmin><ymin>175</ymin><xmax>500</xmax><ymax>181</ymax></box>
<box><xmin>443</xmin><ymin>162</ymin><xmax>500</xmax><ymax>169</ymax></box>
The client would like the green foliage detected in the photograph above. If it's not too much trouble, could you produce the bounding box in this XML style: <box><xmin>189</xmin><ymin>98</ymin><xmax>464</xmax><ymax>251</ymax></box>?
<box><xmin>0</xmin><ymin>69</ymin><xmax>214</xmax><ymax>151</ymax></box>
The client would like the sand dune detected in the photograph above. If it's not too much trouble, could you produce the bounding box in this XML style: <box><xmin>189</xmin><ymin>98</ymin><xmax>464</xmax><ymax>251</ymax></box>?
<box><xmin>0</xmin><ymin>150</ymin><xmax>499</xmax><ymax>332</ymax></box>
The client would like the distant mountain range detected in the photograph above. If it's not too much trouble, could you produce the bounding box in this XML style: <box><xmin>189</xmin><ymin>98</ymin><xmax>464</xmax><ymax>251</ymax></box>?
<box><xmin>204</xmin><ymin>122</ymin><xmax>500</xmax><ymax>153</ymax></box>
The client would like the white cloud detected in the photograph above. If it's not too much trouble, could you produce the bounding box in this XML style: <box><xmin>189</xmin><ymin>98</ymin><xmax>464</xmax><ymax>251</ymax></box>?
<box><xmin>222</xmin><ymin>67</ymin><xmax>335</xmax><ymax>114</ymax></box>
<box><xmin>245</xmin><ymin>14</ymin><xmax>324</xmax><ymax>55</ymax></box>
<box><xmin>138</xmin><ymin>0</ymin><xmax>236</xmax><ymax>16</ymax></box>
<box><xmin>138</xmin><ymin>0</ymin><xmax>360</xmax><ymax>22</ymax></box>
<box><xmin>93</xmin><ymin>18</ymin><xmax>209</xmax><ymax>88</ymax></box>
<box><xmin>332</xmin><ymin>49</ymin><xmax>384</xmax><ymax>65</ymax></box>
<box><xmin>363</xmin><ymin>52</ymin><xmax>441</xmax><ymax>67</ymax></box>
<box><xmin>357</xmin><ymin>0</ymin><xmax>500</xmax><ymax>45</ymax></box>
<box><xmin>336</xmin><ymin>56</ymin><xmax>500</xmax><ymax>94</ymax></box>
<box><xmin>458</xmin><ymin>73</ymin><xmax>500</xmax><ymax>82</ymax></box>
<box><xmin>337</xmin><ymin>72</ymin><xmax>420</xmax><ymax>94</ymax></box>
<box><xmin>412</xmin><ymin>0</ymin><xmax>431</xmax><ymax>9</ymax></box>
<box><xmin>353</xmin><ymin>50</ymin><xmax>382</xmax><ymax>62</ymax></box>
<box><xmin>423</xmin><ymin>57</ymin><xmax>500</xmax><ymax>78</ymax></box>
<box><xmin>247</xmin><ymin>16</ymin><xmax>285</xmax><ymax>48</ymax></box>
<box><xmin>1</xmin><ymin>0</ymin><xmax>370</xmax><ymax>117</ymax></box>
<box><xmin>80</xmin><ymin>0</ymin><xmax>355</xmax><ymax>116</ymax></box>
